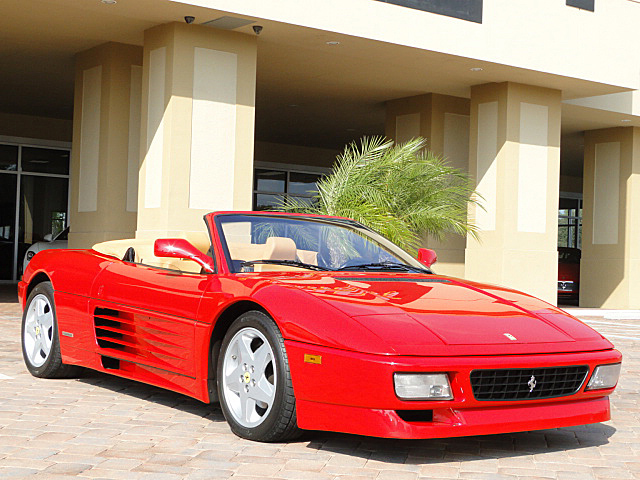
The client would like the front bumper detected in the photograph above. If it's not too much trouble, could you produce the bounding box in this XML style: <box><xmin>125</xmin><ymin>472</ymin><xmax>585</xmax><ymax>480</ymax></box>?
<box><xmin>286</xmin><ymin>340</ymin><xmax>621</xmax><ymax>439</ymax></box>
<box><xmin>558</xmin><ymin>281</ymin><xmax>579</xmax><ymax>299</ymax></box>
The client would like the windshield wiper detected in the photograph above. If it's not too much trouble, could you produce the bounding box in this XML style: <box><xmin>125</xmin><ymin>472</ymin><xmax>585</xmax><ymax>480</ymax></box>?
<box><xmin>336</xmin><ymin>262</ymin><xmax>431</xmax><ymax>273</ymax></box>
<box><xmin>240</xmin><ymin>260</ymin><xmax>330</xmax><ymax>271</ymax></box>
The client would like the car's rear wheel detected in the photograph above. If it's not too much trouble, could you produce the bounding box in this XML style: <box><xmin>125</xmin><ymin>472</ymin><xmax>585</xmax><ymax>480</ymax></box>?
<box><xmin>21</xmin><ymin>281</ymin><xmax>80</xmax><ymax>378</ymax></box>
<box><xmin>217</xmin><ymin>311</ymin><xmax>301</xmax><ymax>442</ymax></box>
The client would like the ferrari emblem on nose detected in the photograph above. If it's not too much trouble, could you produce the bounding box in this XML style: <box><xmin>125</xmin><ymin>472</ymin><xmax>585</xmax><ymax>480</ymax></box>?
<box><xmin>528</xmin><ymin>375</ymin><xmax>537</xmax><ymax>392</ymax></box>
<box><xmin>243</xmin><ymin>372</ymin><xmax>251</xmax><ymax>384</ymax></box>
<box><xmin>503</xmin><ymin>333</ymin><xmax>517</xmax><ymax>341</ymax></box>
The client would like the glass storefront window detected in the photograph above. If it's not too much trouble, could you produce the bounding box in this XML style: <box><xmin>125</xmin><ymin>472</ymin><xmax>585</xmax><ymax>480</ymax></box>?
<box><xmin>0</xmin><ymin>144</ymin><xmax>18</xmax><ymax>171</ymax></box>
<box><xmin>19</xmin><ymin>175</ymin><xmax>69</xmax><ymax>243</ymax></box>
<box><xmin>254</xmin><ymin>193</ymin><xmax>281</xmax><ymax>211</ymax></box>
<box><xmin>254</xmin><ymin>170</ymin><xmax>286</xmax><ymax>193</ymax></box>
<box><xmin>558</xmin><ymin>196</ymin><xmax>582</xmax><ymax>249</ymax></box>
<box><xmin>0</xmin><ymin>142</ymin><xmax>70</xmax><ymax>281</ymax></box>
<box><xmin>22</xmin><ymin>147</ymin><xmax>70</xmax><ymax>175</ymax></box>
<box><xmin>288</xmin><ymin>172</ymin><xmax>320</xmax><ymax>195</ymax></box>
<box><xmin>252</xmin><ymin>167</ymin><xmax>324</xmax><ymax>210</ymax></box>
<box><xmin>0</xmin><ymin>174</ymin><xmax>17</xmax><ymax>280</ymax></box>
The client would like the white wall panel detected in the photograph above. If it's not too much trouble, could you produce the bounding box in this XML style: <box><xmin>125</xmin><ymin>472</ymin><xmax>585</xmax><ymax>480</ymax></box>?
<box><xmin>78</xmin><ymin>66</ymin><xmax>102</xmax><ymax>213</ymax></box>
<box><xmin>189</xmin><ymin>47</ymin><xmax>238</xmax><ymax>210</ymax></box>
<box><xmin>593</xmin><ymin>142</ymin><xmax>620</xmax><ymax>244</ymax></box>
<box><xmin>517</xmin><ymin>103</ymin><xmax>548</xmax><ymax>233</ymax></box>
<box><xmin>443</xmin><ymin>113</ymin><xmax>470</xmax><ymax>170</ymax></box>
<box><xmin>144</xmin><ymin>47</ymin><xmax>166</xmax><ymax>209</ymax></box>
<box><xmin>127</xmin><ymin>65</ymin><xmax>142</xmax><ymax>212</ymax></box>
<box><xmin>476</xmin><ymin>102</ymin><xmax>498</xmax><ymax>231</ymax></box>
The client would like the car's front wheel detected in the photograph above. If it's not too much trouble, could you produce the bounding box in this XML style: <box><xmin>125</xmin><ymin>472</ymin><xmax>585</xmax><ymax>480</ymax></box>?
<box><xmin>21</xmin><ymin>281</ymin><xmax>80</xmax><ymax>378</ymax></box>
<box><xmin>217</xmin><ymin>311</ymin><xmax>301</xmax><ymax>442</ymax></box>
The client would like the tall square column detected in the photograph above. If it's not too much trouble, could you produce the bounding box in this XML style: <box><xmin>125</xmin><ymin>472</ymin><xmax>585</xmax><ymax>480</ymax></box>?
<box><xmin>466</xmin><ymin>82</ymin><xmax>561</xmax><ymax>303</ymax></box>
<box><xmin>386</xmin><ymin>93</ymin><xmax>470</xmax><ymax>277</ymax></box>
<box><xmin>581</xmin><ymin>127</ymin><xmax>640</xmax><ymax>308</ymax></box>
<box><xmin>69</xmin><ymin>43</ymin><xmax>143</xmax><ymax>248</ymax></box>
<box><xmin>137</xmin><ymin>22</ymin><xmax>257</xmax><ymax>239</ymax></box>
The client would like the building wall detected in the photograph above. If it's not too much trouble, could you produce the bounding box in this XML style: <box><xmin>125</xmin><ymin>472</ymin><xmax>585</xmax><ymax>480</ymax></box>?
<box><xmin>185</xmin><ymin>0</ymin><xmax>640</xmax><ymax>90</ymax></box>
<box><xmin>0</xmin><ymin>113</ymin><xmax>72</xmax><ymax>143</ymax></box>
<box><xmin>255</xmin><ymin>141</ymin><xmax>339</xmax><ymax>168</ymax></box>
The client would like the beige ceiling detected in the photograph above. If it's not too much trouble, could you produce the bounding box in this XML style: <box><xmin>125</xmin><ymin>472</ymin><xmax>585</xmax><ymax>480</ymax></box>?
<box><xmin>1</xmin><ymin>0</ymin><xmax>636</xmax><ymax>171</ymax></box>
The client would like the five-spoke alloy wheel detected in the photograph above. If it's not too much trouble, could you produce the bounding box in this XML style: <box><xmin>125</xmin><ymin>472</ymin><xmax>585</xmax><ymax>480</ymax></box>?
<box><xmin>217</xmin><ymin>311</ymin><xmax>300</xmax><ymax>442</ymax></box>
<box><xmin>23</xmin><ymin>293</ymin><xmax>54</xmax><ymax>368</ymax></box>
<box><xmin>21</xmin><ymin>281</ymin><xmax>79</xmax><ymax>378</ymax></box>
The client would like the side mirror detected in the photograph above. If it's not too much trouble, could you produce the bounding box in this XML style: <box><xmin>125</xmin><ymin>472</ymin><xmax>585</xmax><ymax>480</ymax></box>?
<box><xmin>154</xmin><ymin>238</ymin><xmax>215</xmax><ymax>273</ymax></box>
<box><xmin>44</xmin><ymin>234</ymin><xmax>53</xmax><ymax>242</ymax></box>
<box><xmin>417</xmin><ymin>248</ymin><xmax>437</xmax><ymax>268</ymax></box>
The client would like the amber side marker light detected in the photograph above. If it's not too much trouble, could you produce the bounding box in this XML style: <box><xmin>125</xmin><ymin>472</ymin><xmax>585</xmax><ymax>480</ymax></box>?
<box><xmin>304</xmin><ymin>354</ymin><xmax>322</xmax><ymax>365</ymax></box>
<box><xmin>586</xmin><ymin>363</ymin><xmax>621</xmax><ymax>390</ymax></box>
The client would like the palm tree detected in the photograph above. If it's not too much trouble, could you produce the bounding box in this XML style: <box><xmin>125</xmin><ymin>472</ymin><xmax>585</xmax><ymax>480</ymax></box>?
<box><xmin>277</xmin><ymin>136</ymin><xmax>480</xmax><ymax>255</ymax></box>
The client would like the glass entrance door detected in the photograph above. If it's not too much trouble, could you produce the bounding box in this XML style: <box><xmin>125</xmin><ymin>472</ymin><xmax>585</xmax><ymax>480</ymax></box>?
<box><xmin>0</xmin><ymin>140</ymin><xmax>70</xmax><ymax>282</ymax></box>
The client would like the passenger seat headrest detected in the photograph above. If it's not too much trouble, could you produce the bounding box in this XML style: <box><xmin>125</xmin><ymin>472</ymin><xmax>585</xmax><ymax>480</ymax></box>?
<box><xmin>264</xmin><ymin>237</ymin><xmax>297</xmax><ymax>261</ymax></box>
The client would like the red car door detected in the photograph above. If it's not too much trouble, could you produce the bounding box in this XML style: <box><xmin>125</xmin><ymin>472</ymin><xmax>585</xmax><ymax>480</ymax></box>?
<box><xmin>89</xmin><ymin>261</ymin><xmax>208</xmax><ymax>386</ymax></box>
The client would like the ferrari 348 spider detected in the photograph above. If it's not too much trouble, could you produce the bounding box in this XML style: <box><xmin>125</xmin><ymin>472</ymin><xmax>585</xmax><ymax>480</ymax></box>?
<box><xmin>18</xmin><ymin>212</ymin><xmax>621</xmax><ymax>442</ymax></box>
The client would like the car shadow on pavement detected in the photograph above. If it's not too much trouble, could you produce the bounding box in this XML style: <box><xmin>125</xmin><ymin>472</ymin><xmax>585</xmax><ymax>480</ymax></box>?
<box><xmin>77</xmin><ymin>368</ymin><xmax>615</xmax><ymax>462</ymax></box>
<box><xmin>306</xmin><ymin>423</ymin><xmax>616</xmax><ymax>463</ymax></box>
<box><xmin>77</xmin><ymin>370</ymin><xmax>227</xmax><ymax>421</ymax></box>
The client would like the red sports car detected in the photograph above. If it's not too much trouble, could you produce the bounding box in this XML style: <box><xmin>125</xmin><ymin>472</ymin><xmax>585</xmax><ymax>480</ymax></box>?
<box><xmin>558</xmin><ymin>247</ymin><xmax>581</xmax><ymax>303</ymax></box>
<box><xmin>19</xmin><ymin>212</ymin><xmax>621</xmax><ymax>442</ymax></box>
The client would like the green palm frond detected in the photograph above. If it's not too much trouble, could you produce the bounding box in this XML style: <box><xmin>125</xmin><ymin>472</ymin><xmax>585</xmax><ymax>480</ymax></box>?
<box><xmin>276</xmin><ymin>136</ymin><xmax>481</xmax><ymax>254</ymax></box>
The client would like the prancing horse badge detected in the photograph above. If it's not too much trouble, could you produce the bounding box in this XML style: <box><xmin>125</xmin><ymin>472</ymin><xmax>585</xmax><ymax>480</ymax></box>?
<box><xmin>503</xmin><ymin>333</ymin><xmax>517</xmax><ymax>341</ymax></box>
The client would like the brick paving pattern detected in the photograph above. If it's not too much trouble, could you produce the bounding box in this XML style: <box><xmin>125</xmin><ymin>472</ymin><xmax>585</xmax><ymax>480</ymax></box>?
<box><xmin>0</xmin><ymin>289</ymin><xmax>638</xmax><ymax>479</ymax></box>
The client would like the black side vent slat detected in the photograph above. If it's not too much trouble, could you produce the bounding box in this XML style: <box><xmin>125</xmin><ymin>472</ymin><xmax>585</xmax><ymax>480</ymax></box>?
<box><xmin>101</xmin><ymin>356</ymin><xmax>120</xmax><ymax>370</ymax></box>
<box><xmin>94</xmin><ymin>308</ymin><xmax>125</xmax><ymax>351</ymax></box>
<box><xmin>470</xmin><ymin>365</ymin><xmax>589</xmax><ymax>401</ymax></box>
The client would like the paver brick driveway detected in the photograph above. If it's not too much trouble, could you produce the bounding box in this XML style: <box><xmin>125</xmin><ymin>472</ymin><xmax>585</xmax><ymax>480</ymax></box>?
<box><xmin>0</xmin><ymin>291</ymin><xmax>638</xmax><ymax>480</ymax></box>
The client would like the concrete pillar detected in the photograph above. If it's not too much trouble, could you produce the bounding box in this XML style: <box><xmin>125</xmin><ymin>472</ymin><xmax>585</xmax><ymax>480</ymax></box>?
<box><xmin>385</xmin><ymin>93</ymin><xmax>470</xmax><ymax>277</ymax></box>
<box><xmin>466</xmin><ymin>82</ymin><xmax>561</xmax><ymax>303</ymax></box>
<box><xmin>69</xmin><ymin>42</ymin><xmax>143</xmax><ymax>248</ymax></box>
<box><xmin>136</xmin><ymin>22</ymin><xmax>257</xmax><ymax>239</ymax></box>
<box><xmin>581</xmin><ymin>127</ymin><xmax>640</xmax><ymax>308</ymax></box>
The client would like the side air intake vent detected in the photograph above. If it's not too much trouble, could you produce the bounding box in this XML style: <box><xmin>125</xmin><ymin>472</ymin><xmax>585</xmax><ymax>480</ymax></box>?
<box><xmin>93</xmin><ymin>307</ymin><xmax>188</xmax><ymax>376</ymax></box>
<box><xmin>94</xmin><ymin>308</ymin><xmax>127</xmax><ymax>350</ymax></box>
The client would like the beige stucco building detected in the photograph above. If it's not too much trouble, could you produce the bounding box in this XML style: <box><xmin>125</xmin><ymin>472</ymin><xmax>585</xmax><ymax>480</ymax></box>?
<box><xmin>2</xmin><ymin>0</ymin><xmax>640</xmax><ymax>308</ymax></box>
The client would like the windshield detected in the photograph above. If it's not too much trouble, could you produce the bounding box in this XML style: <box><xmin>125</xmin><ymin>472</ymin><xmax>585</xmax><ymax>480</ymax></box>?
<box><xmin>217</xmin><ymin>214</ymin><xmax>429</xmax><ymax>273</ymax></box>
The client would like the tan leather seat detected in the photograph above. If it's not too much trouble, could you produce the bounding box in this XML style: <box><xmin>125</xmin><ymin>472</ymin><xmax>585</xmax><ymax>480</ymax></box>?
<box><xmin>227</xmin><ymin>237</ymin><xmax>319</xmax><ymax>272</ymax></box>
<box><xmin>92</xmin><ymin>231</ymin><xmax>211</xmax><ymax>273</ymax></box>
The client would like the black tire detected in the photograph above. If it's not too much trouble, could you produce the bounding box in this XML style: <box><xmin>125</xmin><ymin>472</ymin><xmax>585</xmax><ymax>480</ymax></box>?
<box><xmin>216</xmin><ymin>310</ymin><xmax>301</xmax><ymax>442</ymax></box>
<box><xmin>21</xmin><ymin>281</ymin><xmax>80</xmax><ymax>378</ymax></box>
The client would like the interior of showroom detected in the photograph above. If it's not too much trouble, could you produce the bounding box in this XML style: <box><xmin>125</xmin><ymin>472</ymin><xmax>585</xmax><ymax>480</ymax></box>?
<box><xmin>1</xmin><ymin>0</ymin><xmax>639</xmax><ymax>309</ymax></box>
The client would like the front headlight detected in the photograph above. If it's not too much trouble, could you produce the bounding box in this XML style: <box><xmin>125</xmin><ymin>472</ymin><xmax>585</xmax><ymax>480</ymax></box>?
<box><xmin>394</xmin><ymin>373</ymin><xmax>453</xmax><ymax>400</ymax></box>
<box><xmin>586</xmin><ymin>363</ymin><xmax>621</xmax><ymax>391</ymax></box>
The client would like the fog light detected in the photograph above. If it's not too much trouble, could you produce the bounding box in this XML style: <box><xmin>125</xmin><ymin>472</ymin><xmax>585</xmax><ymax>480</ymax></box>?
<box><xmin>586</xmin><ymin>363</ymin><xmax>621</xmax><ymax>390</ymax></box>
<box><xmin>27</xmin><ymin>251</ymin><xmax>35</xmax><ymax>260</ymax></box>
<box><xmin>394</xmin><ymin>373</ymin><xmax>453</xmax><ymax>400</ymax></box>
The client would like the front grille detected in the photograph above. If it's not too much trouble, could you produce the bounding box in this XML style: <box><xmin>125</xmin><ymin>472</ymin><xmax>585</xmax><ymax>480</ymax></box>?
<box><xmin>470</xmin><ymin>365</ymin><xmax>589</xmax><ymax>401</ymax></box>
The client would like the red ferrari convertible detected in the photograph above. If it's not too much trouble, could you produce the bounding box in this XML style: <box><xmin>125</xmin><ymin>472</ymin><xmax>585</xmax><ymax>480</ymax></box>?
<box><xmin>19</xmin><ymin>212</ymin><xmax>621</xmax><ymax>442</ymax></box>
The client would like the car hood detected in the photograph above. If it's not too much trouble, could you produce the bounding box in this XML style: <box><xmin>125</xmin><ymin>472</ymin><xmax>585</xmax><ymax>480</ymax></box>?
<box><xmin>271</xmin><ymin>272</ymin><xmax>611</xmax><ymax>356</ymax></box>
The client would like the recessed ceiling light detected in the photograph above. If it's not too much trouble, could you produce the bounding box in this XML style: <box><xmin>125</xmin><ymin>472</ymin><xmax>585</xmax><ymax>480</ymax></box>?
<box><xmin>101</xmin><ymin>0</ymin><xmax>117</xmax><ymax>4</ymax></box>
<box><xmin>470</xmin><ymin>67</ymin><xmax>483</xmax><ymax>72</ymax></box>
<box><xmin>288</xmin><ymin>104</ymin><xmax>298</xmax><ymax>108</ymax></box>
<box><xmin>326</xmin><ymin>41</ymin><xmax>340</xmax><ymax>46</ymax></box>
